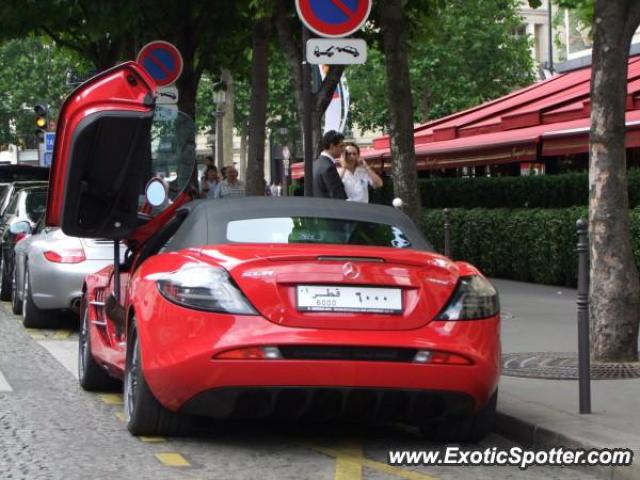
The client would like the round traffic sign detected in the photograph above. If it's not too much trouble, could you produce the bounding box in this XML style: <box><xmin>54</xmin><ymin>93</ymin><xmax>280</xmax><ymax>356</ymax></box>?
<box><xmin>136</xmin><ymin>41</ymin><xmax>184</xmax><ymax>87</ymax></box>
<box><xmin>296</xmin><ymin>0</ymin><xmax>372</xmax><ymax>38</ymax></box>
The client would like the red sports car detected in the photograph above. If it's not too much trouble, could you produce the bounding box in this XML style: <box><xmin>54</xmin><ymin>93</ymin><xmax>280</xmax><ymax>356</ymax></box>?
<box><xmin>46</xmin><ymin>62</ymin><xmax>500</xmax><ymax>441</ymax></box>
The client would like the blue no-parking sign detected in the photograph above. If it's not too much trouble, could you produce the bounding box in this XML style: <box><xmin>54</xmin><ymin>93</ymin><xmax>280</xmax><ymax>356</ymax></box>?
<box><xmin>296</xmin><ymin>0</ymin><xmax>372</xmax><ymax>38</ymax></box>
<box><xmin>136</xmin><ymin>41</ymin><xmax>184</xmax><ymax>87</ymax></box>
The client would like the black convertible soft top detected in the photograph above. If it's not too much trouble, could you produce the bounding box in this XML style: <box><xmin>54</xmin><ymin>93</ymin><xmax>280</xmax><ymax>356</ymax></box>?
<box><xmin>163</xmin><ymin>197</ymin><xmax>433</xmax><ymax>252</ymax></box>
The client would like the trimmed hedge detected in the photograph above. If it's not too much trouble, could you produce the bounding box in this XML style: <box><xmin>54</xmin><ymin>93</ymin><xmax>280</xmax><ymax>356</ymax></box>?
<box><xmin>419</xmin><ymin>169</ymin><xmax>640</xmax><ymax>209</ymax></box>
<box><xmin>422</xmin><ymin>207</ymin><xmax>640</xmax><ymax>287</ymax></box>
<box><xmin>371</xmin><ymin>169</ymin><xmax>640</xmax><ymax>209</ymax></box>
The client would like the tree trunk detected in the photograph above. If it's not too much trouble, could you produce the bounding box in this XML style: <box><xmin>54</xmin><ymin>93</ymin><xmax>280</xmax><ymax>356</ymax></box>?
<box><xmin>239</xmin><ymin>124</ymin><xmax>248</xmax><ymax>180</ymax></box>
<box><xmin>419</xmin><ymin>81</ymin><xmax>432</xmax><ymax>124</ymax></box>
<box><xmin>274</xmin><ymin>2</ymin><xmax>305</xmax><ymax>137</ymax></box>
<box><xmin>176</xmin><ymin>44</ymin><xmax>198</xmax><ymax>120</ymax></box>
<box><xmin>245</xmin><ymin>17</ymin><xmax>271</xmax><ymax>196</ymax></box>
<box><xmin>380</xmin><ymin>0</ymin><xmax>422</xmax><ymax>227</ymax></box>
<box><xmin>589</xmin><ymin>0</ymin><xmax>640</xmax><ymax>362</ymax></box>
<box><xmin>222</xmin><ymin>69</ymin><xmax>235</xmax><ymax>167</ymax></box>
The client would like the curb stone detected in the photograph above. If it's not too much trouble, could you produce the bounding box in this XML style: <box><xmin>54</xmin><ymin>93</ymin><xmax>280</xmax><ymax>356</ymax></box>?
<box><xmin>496</xmin><ymin>411</ymin><xmax>640</xmax><ymax>480</ymax></box>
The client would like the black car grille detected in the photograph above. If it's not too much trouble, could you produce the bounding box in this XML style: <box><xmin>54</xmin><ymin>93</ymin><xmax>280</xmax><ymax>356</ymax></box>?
<box><xmin>279</xmin><ymin>346</ymin><xmax>418</xmax><ymax>363</ymax></box>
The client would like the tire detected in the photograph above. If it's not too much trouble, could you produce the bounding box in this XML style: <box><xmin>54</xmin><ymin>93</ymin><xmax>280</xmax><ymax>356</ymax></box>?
<box><xmin>11</xmin><ymin>261</ymin><xmax>22</xmax><ymax>315</ymax></box>
<box><xmin>421</xmin><ymin>390</ymin><xmax>497</xmax><ymax>443</ymax></box>
<box><xmin>123</xmin><ymin>322</ymin><xmax>191</xmax><ymax>436</ymax></box>
<box><xmin>0</xmin><ymin>249</ymin><xmax>12</xmax><ymax>301</ymax></box>
<box><xmin>22</xmin><ymin>266</ymin><xmax>55</xmax><ymax>328</ymax></box>
<box><xmin>78</xmin><ymin>298</ymin><xmax>120</xmax><ymax>391</ymax></box>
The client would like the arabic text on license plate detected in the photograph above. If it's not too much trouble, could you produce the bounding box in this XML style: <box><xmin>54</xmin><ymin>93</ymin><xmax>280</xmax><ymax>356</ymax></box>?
<box><xmin>296</xmin><ymin>285</ymin><xmax>402</xmax><ymax>314</ymax></box>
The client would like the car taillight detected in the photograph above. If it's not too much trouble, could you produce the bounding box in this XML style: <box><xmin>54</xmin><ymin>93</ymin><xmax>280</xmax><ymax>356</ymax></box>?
<box><xmin>436</xmin><ymin>275</ymin><xmax>499</xmax><ymax>321</ymax></box>
<box><xmin>14</xmin><ymin>233</ymin><xmax>27</xmax><ymax>244</ymax></box>
<box><xmin>43</xmin><ymin>247</ymin><xmax>86</xmax><ymax>264</ymax></box>
<box><xmin>152</xmin><ymin>263</ymin><xmax>257</xmax><ymax>315</ymax></box>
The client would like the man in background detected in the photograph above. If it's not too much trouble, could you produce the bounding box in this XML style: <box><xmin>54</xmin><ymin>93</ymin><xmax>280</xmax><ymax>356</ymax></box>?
<box><xmin>216</xmin><ymin>165</ymin><xmax>245</xmax><ymax>199</ymax></box>
<box><xmin>313</xmin><ymin>130</ymin><xmax>347</xmax><ymax>199</ymax></box>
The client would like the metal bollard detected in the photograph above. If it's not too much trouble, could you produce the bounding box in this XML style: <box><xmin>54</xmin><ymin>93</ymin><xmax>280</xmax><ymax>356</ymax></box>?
<box><xmin>576</xmin><ymin>218</ymin><xmax>591</xmax><ymax>414</ymax></box>
<box><xmin>444</xmin><ymin>208</ymin><xmax>452</xmax><ymax>258</ymax></box>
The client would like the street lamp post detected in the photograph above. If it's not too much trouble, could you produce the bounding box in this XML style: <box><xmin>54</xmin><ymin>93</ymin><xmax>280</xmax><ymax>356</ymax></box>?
<box><xmin>213</xmin><ymin>87</ymin><xmax>226</xmax><ymax>169</ymax></box>
<box><xmin>279</xmin><ymin>126</ymin><xmax>290</xmax><ymax>196</ymax></box>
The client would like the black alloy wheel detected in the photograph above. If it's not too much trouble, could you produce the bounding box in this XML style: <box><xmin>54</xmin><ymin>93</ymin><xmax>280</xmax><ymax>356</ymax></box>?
<box><xmin>21</xmin><ymin>266</ymin><xmax>52</xmax><ymax>328</ymax></box>
<box><xmin>124</xmin><ymin>321</ymin><xmax>191</xmax><ymax>436</ymax></box>
<box><xmin>0</xmin><ymin>248</ymin><xmax>11</xmax><ymax>301</ymax></box>
<box><xmin>11</xmin><ymin>261</ymin><xmax>22</xmax><ymax>315</ymax></box>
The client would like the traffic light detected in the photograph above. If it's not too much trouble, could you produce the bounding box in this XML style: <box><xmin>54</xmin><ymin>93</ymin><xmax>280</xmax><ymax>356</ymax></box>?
<box><xmin>34</xmin><ymin>103</ymin><xmax>48</xmax><ymax>141</ymax></box>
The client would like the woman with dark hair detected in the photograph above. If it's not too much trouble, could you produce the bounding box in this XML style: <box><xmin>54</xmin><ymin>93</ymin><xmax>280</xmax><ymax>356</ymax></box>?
<box><xmin>201</xmin><ymin>165</ymin><xmax>220</xmax><ymax>199</ymax></box>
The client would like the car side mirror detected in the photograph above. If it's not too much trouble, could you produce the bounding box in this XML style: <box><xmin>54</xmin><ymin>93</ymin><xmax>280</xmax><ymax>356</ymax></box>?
<box><xmin>9</xmin><ymin>220</ymin><xmax>32</xmax><ymax>236</ymax></box>
<box><xmin>145</xmin><ymin>177</ymin><xmax>168</xmax><ymax>207</ymax></box>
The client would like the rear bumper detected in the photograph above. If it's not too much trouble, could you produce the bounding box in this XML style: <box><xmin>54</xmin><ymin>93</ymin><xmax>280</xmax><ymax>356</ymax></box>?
<box><xmin>180</xmin><ymin>386</ymin><xmax>475</xmax><ymax>423</ymax></box>
<box><xmin>30</xmin><ymin>257</ymin><xmax>111</xmax><ymax>310</ymax></box>
<box><xmin>137</xmin><ymin>297</ymin><xmax>501</xmax><ymax>417</ymax></box>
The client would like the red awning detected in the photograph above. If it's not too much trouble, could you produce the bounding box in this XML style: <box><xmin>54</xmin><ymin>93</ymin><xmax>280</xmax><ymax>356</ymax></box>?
<box><xmin>363</xmin><ymin>55</ymin><xmax>640</xmax><ymax>170</ymax></box>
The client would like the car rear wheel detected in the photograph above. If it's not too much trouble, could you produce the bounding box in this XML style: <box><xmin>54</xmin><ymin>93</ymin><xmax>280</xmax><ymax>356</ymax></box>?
<box><xmin>0</xmin><ymin>250</ymin><xmax>12</xmax><ymax>301</ymax></box>
<box><xmin>22</xmin><ymin>266</ymin><xmax>55</xmax><ymax>328</ymax></box>
<box><xmin>421</xmin><ymin>390</ymin><xmax>497</xmax><ymax>443</ymax></box>
<box><xmin>124</xmin><ymin>322</ymin><xmax>191</xmax><ymax>436</ymax></box>
<box><xmin>11</xmin><ymin>262</ymin><xmax>22</xmax><ymax>315</ymax></box>
<box><xmin>78</xmin><ymin>298</ymin><xmax>120</xmax><ymax>391</ymax></box>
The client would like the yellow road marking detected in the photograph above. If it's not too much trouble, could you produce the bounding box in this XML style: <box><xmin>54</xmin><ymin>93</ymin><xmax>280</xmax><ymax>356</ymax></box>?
<box><xmin>115</xmin><ymin>410</ymin><xmax>126</xmax><ymax>422</ymax></box>
<box><xmin>99</xmin><ymin>393</ymin><xmax>123</xmax><ymax>405</ymax></box>
<box><xmin>29</xmin><ymin>334</ymin><xmax>46</xmax><ymax>340</ymax></box>
<box><xmin>140</xmin><ymin>436</ymin><xmax>166</xmax><ymax>443</ymax></box>
<box><xmin>313</xmin><ymin>445</ymin><xmax>436</xmax><ymax>480</ymax></box>
<box><xmin>334</xmin><ymin>440</ymin><xmax>363</xmax><ymax>480</ymax></box>
<box><xmin>52</xmin><ymin>330</ymin><xmax>72</xmax><ymax>340</ymax></box>
<box><xmin>155</xmin><ymin>452</ymin><xmax>190</xmax><ymax>467</ymax></box>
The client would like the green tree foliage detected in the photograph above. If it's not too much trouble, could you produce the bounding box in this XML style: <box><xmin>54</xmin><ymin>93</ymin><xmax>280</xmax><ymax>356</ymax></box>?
<box><xmin>348</xmin><ymin>0</ymin><xmax>535</xmax><ymax>132</ymax></box>
<box><xmin>0</xmin><ymin>37</ymin><xmax>89</xmax><ymax>147</ymax></box>
<box><xmin>0</xmin><ymin>1</ymin><xmax>139</xmax><ymax>69</ymax></box>
<box><xmin>200</xmin><ymin>47</ymin><xmax>299</xmax><ymax>144</ymax></box>
<box><xmin>0</xmin><ymin>0</ymin><xmax>251</xmax><ymax>123</ymax></box>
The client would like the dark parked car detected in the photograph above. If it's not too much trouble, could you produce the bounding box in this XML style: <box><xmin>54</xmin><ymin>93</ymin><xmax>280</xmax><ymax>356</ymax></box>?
<box><xmin>0</xmin><ymin>185</ymin><xmax>48</xmax><ymax>300</ymax></box>
<box><xmin>0</xmin><ymin>165</ymin><xmax>48</xmax><ymax>183</ymax></box>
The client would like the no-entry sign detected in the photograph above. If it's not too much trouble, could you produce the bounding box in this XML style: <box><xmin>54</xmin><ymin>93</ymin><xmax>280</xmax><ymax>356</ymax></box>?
<box><xmin>296</xmin><ymin>0</ymin><xmax>372</xmax><ymax>38</ymax></box>
<box><xmin>136</xmin><ymin>41</ymin><xmax>184</xmax><ymax>87</ymax></box>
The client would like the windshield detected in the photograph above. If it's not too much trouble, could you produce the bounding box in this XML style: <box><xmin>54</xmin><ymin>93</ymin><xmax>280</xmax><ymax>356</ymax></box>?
<box><xmin>226</xmin><ymin>217</ymin><xmax>412</xmax><ymax>248</ymax></box>
<box><xmin>25</xmin><ymin>191</ymin><xmax>47</xmax><ymax>220</ymax></box>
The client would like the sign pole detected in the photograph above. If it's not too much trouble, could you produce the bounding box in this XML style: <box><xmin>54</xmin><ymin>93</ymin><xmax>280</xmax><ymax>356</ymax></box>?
<box><xmin>302</xmin><ymin>26</ymin><xmax>314</xmax><ymax>197</ymax></box>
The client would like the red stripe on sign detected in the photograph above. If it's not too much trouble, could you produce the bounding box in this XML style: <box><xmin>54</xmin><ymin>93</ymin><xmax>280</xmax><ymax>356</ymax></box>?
<box><xmin>330</xmin><ymin>0</ymin><xmax>354</xmax><ymax>17</ymax></box>
<box><xmin>146</xmin><ymin>51</ymin><xmax>173</xmax><ymax>77</ymax></box>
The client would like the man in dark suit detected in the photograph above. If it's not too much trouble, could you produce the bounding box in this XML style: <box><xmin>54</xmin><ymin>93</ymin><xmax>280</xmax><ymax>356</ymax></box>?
<box><xmin>313</xmin><ymin>130</ymin><xmax>348</xmax><ymax>199</ymax></box>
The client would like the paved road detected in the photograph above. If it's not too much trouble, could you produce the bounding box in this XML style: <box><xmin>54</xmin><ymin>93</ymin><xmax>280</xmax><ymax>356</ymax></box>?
<box><xmin>0</xmin><ymin>303</ymin><xmax>601</xmax><ymax>480</ymax></box>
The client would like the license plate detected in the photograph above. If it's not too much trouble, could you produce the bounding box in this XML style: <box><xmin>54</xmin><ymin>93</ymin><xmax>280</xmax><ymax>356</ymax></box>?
<box><xmin>296</xmin><ymin>285</ymin><xmax>403</xmax><ymax>314</ymax></box>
